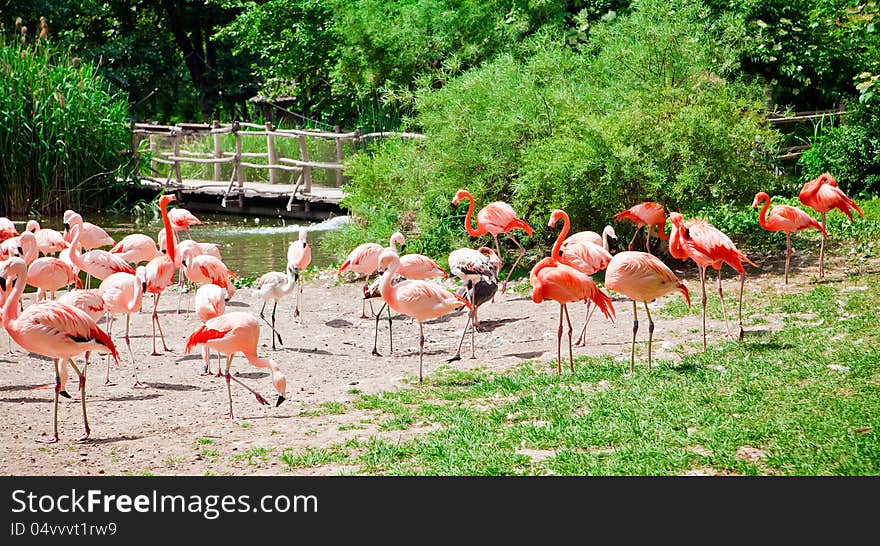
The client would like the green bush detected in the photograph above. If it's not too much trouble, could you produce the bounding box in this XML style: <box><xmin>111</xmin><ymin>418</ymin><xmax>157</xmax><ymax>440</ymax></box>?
<box><xmin>0</xmin><ymin>30</ymin><xmax>134</xmax><ymax>215</ymax></box>
<box><xmin>330</xmin><ymin>0</ymin><xmax>782</xmax><ymax>265</ymax></box>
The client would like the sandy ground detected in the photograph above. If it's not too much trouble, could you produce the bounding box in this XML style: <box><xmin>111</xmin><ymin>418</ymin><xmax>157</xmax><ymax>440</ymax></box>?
<box><xmin>0</xmin><ymin>247</ymin><xmax>865</xmax><ymax>476</ymax></box>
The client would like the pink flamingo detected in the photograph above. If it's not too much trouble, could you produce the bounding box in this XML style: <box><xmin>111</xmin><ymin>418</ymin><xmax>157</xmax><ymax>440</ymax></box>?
<box><xmin>338</xmin><ymin>232</ymin><xmax>406</xmax><ymax>318</ymax></box>
<box><xmin>614</xmin><ymin>202</ymin><xmax>669</xmax><ymax>253</ymax></box>
<box><xmin>26</xmin><ymin>220</ymin><xmax>67</xmax><ymax>256</ymax></box>
<box><xmin>668</xmin><ymin>212</ymin><xmax>755</xmax><ymax>347</ymax></box>
<box><xmin>604</xmin><ymin>251</ymin><xmax>691</xmax><ymax>371</ymax></box>
<box><xmin>452</xmin><ymin>189</ymin><xmax>534</xmax><ymax>293</ymax></box>
<box><xmin>530</xmin><ymin>210</ymin><xmax>616</xmax><ymax>374</ymax></box>
<box><xmin>557</xmin><ymin>220</ymin><xmax>614</xmax><ymax>347</ymax></box>
<box><xmin>376</xmin><ymin>249</ymin><xmax>472</xmax><ymax>382</ymax></box>
<box><xmin>752</xmin><ymin>192</ymin><xmax>828</xmax><ymax>284</ymax></box>
<box><xmin>0</xmin><ymin>257</ymin><xmax>118</xmax><ymax>443</ymax></box>
<box><xmin>194</xmin><ymin>284</ymin><xmax>226</xmax><ymax>375</ymax></box>
<box><xmin>64</xmin><ymin>212</ymin><xmax>134</xmax><ymax>285</ymax></box>
<box><xmin>111</xmin><ymin>233</ymin><xmax>162</xmax><ymax>265</ymax></box>
<box><xmin>0</xmin><ymin>217</ymin><xmax>17</xmax><ymax>242</ymax></box>
<box><xmin>185</xmin><ymin>311</ymin><xmax>287</xmax><ymax>418</ymax></box>
<box><xmin>62</xmin><ymin>211</ymin><xmax>114</xmax><ymax>250</ymax></box>
<box><xmin>286</xmin><ymin>227</ymin><xmax>312</xmax><ymax>319</ymax></box>
<box><xmin>143</xmin><ymin>194</ymin><xmax>179</xmax><ymax>355</ymax></box>
<box><xmin>27</xmin><ymin>256</ymin><xmax>82</xmax><ymax>300</ymax></box>
<box><xmin>798</xmin><ymin>172</ymin><xmax>864</xmax><ymax>278</ymax></box>
<box><xmin>446</xmin><ymin>246</ymin><xmax>499</xmax><ymax>361</ymax></box>
<box><xmin>168</xmin><ymin>206</ymin><xmax>203</xmax><ymax>236</ymax></box>
<box><xmin>98</xmin><ymin>268</ymin><xmax>146</xmax><ymax>386</ymax></box>
<box><xmin>181</xmin><ymin>252</ymin><xmax>237</xmax><ymax>300</ymax></box>
<box><xmin>57</xmin><ymin>288</ymin><xmax>106</xmax><ymax>388</ymax></box>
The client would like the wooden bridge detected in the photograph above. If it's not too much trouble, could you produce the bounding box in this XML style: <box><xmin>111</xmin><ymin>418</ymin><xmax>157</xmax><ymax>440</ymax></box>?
<box><xmin>129</xmin><ymin>121</ymin><xmax>424</xmax><ymax>219</ymax></box>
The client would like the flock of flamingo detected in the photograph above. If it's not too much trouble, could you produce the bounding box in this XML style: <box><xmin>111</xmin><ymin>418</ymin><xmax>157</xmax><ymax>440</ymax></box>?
<box><xmin>0</xmin><ymin>172</ymin><xmax>864</xmax><ymax>443</ymax></box>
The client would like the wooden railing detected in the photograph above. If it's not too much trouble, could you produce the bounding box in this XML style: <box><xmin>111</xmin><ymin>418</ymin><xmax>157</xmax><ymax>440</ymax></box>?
<box><xmin>130</xmin><ymin>120</ymin><xmax>425</xmax><ymax>209</ymax></box>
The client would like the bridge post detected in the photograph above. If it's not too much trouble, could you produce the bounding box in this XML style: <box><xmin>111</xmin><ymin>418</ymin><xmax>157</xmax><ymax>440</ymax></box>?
<box><xmin>297</xmin><ymin>124</ymin><xmax>312</xmax><ymax>194</ymax></box>
<box><xmin>267</xmin><ymin>121</ymin><xmax>278</xmax><ymax>184</ymax></box>
<box><xmin>171</xmin><ymin>127</ymin><xmax>183</xmax><ymax>186</ymax></box>
<box><xmin>334</xmin><ymin>125</ymin><xmax>344</xmax><ymax>187</ymax></box>
<box><xmin>234</xmin><ymin>121</ymin><xmax>244</xmax><ymax>207</ymax></box>
<box><xmin>212</xmin><ymin>120</ymin><xmax>222</xmax><ymax>181</ymax></box>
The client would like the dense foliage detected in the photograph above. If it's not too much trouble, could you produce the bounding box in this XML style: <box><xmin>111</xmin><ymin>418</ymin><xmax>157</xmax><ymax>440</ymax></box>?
<box><xmin>329</xmin><ymin>1</ymin><xmax>781</xmax><ymax>262</ymax></box>
<box><xmin>0</xmin><ymin>29</ymin><xmax>134</xmax><ymax>215</ymax></box>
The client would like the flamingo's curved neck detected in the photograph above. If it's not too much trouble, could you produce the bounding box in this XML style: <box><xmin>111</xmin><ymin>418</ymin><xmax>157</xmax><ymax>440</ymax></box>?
<box><xmin>656</xmin><ymin>217</ymin><xmax>669</xmax><ymax>241</ymax></box>
<box><xmin>667</xmin><ymin>221</ymin><xmax>687</xmax><ymax>260</ymax></box>
<box><xmin>67</xmin><ymin>224</ymin><xmax>87</xmax><ymax>271</ymax></box>
<box><xmin>378</xmin><ymin>256</ymin><xmax>400</xmax><ymax>309</ymax></box>
<box><xmin>756</xmin><ymin>196</ymin><xmax>770</xmax><ymax>229</ymax></box>
<box><xmin>161</xmin><ymin>201</ymin><xmax>176</xmax><ymax>264</ymax></box>
<box><xmin>551</xmin><ymin>213</ymin><xmax>570</xmax><ymax>259</ymax></box>
<box><xmin>460</xmin><ymin>192</ymin><xmax>486</xmax><ymax>237</ymax></box>
<box><xmin>1</xmin><ymin>262</ymin><xmax>26</xmax><ymax>325</ymax></box>
<box><xmin>602</xmin><ymin>229</ymin><xmax>609</xmax><ymax>251</ymax></box>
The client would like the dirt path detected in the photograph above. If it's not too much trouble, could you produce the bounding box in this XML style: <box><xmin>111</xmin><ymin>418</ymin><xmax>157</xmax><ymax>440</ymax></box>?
<box><xmin>0</xmin><ymin>249</ymin><xmax>860</xmax><ymax>476</ymax></box>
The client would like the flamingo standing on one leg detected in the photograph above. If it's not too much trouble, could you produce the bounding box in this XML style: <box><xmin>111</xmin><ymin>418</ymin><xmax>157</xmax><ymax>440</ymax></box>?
<box><xmin>604</xmin><ymin>251</ymin><xmax>691</xmax><ymax>372</ymax></box>
<box><xmin>143</xmin><ymin>194</ymin><xmax>179</xmax><ymax>355</ymax></box>
<box><xmin>287</xmin><ymin>227</ymin><xmax>312</xmax><ymax>319</ymax></box>
<box><xmin>452</xmin><ymin>189</ymin><xmax>534</xmax><ymax>294</ymax></box>
<box><xmin>668</xmin><ymin>212</ymin><xmax>755</xmax><ymax>347</ymax></box>
<box><xmin>376</xmin><ymin>249</ymin><xmax>472</xmax><ymax>383</ymax></box>
<box><xmin>614</xmin><ymin>202</ymin><xmax>669</xmax><ymax>253</ymax></box>
<box><xmin>98</xmin><ymin>268</ymin><xmax>146</xmax><ymax>386</ymax></box>
<box><xmin>337</xmin><ymin>232</ymin><xmax>406</xmax><ymax>318</ymax></box>
<box><xmin>752</xmin><ymin>192</ymin><xmax>828</xmax><ymax>285</ymax></box>
<box><xmin>798</xmin><ymin>172</ymin><xmax>864</xmax><ymax>279</ymax></box>
<box><xmin>529</xmin><ymin>210</ymin><xmax>616</xmax><ymax>374</ymax></box>
<box><xmin>194</xmin><ymin>284</ymin><xmax>226</xmax><ymax>375</ymax></box>
<box><xmin>0</xmin><ymin>257</ymin><xmax>118</xmax><ymax>443</ymax></box>
<box><xmin>185</xmin><ymin>311</ymin><xmax>287</xmax><ymax>418</ymax></box>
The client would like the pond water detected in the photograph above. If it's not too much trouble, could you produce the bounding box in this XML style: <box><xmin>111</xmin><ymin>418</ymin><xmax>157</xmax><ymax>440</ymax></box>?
<box><xmin>9</xmin><ymin>212</ymin><xmax>348</xmax><ymax>279</ymax></box>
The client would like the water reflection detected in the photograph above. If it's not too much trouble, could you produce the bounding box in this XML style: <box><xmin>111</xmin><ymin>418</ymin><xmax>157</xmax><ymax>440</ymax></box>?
<box><xmin>10</xmin><ymin>213</ymin><xmax>348</xmax><ymax>278</ymax></box>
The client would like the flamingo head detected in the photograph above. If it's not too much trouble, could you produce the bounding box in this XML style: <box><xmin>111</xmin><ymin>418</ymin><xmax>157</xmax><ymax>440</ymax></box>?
<box><xmin>390</xmin><ymin>231</ymin><xmax>406</xmax><ymax>253</ymax></box>
<box><xmin>818</xmin><ymin>172</ymin><xmax>837</xmax><ymax>186</ymax></box>
<box><xmin>548</xmin><ymin>209</ymin><xmax>567</xmax><ymax>228</ymax></box>
<box><xmin>451</xmin><ymin>189</ymin><xmax>471</xmax><ymax>206</ymax></box>
<box><xmin>158</xmin><ymin>194</ymin><xmax>177</xmax><ymax>209</ymax></box>
<box><xmin>135</xmin><ymin>266</ymin><xmax>147</xmax><ymax>293</ymax></box>
<box><xmin>298</xmin><ymin>227</ymin><xmax>309</xmax><ymax>242</ymax></box>
<box><xmin>752</xmin><ymin>192</ymin><xmax>770</xmax><ymax>209</ymax></box>
<box><xmin>26</xmin><ymin>220</ymin><xmax>39</xmax><ymax>232</ymax></box>
<box><xmin>478</xmin><ymin>246</ymin><xmax>502</xmax><ymax>272</ymax></box>
<box><xmin>0</xmin><ymin>256</ymin><xmax>26</xmax><ymax>291</ymax></box>
<box><xmin>62</xmin><ymin>210</ymin><xmax>81</xmax><ymax>233</ymax></box>
<box><xmin>668</xmin><ymin>212</ymin><xmax>685</xmax><ymax>227</ymax></box>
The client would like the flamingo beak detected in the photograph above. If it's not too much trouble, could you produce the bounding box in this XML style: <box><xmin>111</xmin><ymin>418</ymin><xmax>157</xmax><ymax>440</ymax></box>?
<box><xmin>276</xmin><ymin>395</ymin><xmax>285</xmax><ymax>407</ymax></box>
<box><xmin>16</xmin><ymin>247</ymin><xmax>22</xmax><ymax>256</ymax></box>
<box><xmin>0</xmin><ymin>277</ymin><xmax>5</xmax><ymax>291</ymax></box>
<box><xmin>400</xmin><ymin>243</ymin><xmax>406</xmax><ymax>253</ymax></box>
<box><xmin>182</xmin><ymin>259</ymin><xmax>187</xmax><ymax>267</ymax></box>
<box><xmin>63</xmin><ymin>222</ymin><xmax>70</xmax><ymax>232</ymax></box>
<box><xmin>59</xmin><ymin>390</ymin><xmax>71</xmax><ymax>399</ymax></box>
<box><xmin>142</xmin><ymin>282</ymin><xmax>147</xmax><ymax>293</ymax></box>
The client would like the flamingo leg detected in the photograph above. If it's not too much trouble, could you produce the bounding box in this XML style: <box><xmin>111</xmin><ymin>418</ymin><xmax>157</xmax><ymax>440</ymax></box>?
<box><xmin>68</xmin><ymin>359</ymin><xmax>90</xmax><ymax>441</ymax></box>
<box><xmin>104</xmin><ymin>315</ymin><xmax>114</xmax><ymax>385</ymax></box>
<box><xmin>203</xmin><ymin>346</ymin><xmax>211</xmax><ymax>374</ymax></box>
<box><xmin>492</xmin><ymin>234</ymin><xmax>503</xmax><ymax>300</ymax></box>
<box><xmin>126</xmin><ymin>314</ymin><xmax>143</xmax><ymax>388</ymax></box>
<box><xmin>717</xmin><ymin>268</ymin><xmax>731</xmax><ymax>336</ymax></box>
<box><xmin>630</xmin><ymin>300</ymin><xmax>638</xmax><ymax>373</ymax></box>
<box><xmin>556</xmin><ymin>303</ymin><xmax>564</xmax><ymax>375</ymax></box>
<box><xmin>644</xmin><ymin>302</ymin><xmax>654</xmax><ymax>370</ymax></box>
<box><xmin>627</xmin><ymin>228</ymin><xmax>640</xmax><ymax>251</ymax></box>
<box><xmin>784</xmin><ymin>232</ymin><xmax>792</xmax><ymax>285</ymax></box>
<box><xmin>387</xmin><ymin>303</ymin><xmax>394</xmax><ymax>355</ymax></box>
<box><xmin>700</xmin><ymin>266</ymin><xmax>708</xmax><ymax>351</ymax></box>
<box><xmin>224</xmin><ymin>354</ymin><xmax>235</xmax><ymax>419</ymax></box>
<box><xmin>500</xmin><ymin>232</ymin><xmax>526</xmax><ymax>294</ymax></box>
<box><xmin>645</xmin><ymin>225</ymin><xmax>652</xmax><ymax>253</ymax></box>
<box><xmin>150</xmin><ymin>293</ymin><xmax>167</xmax><ymax>355</ymax></box>
<box><xmin>448</xmin><ymin>284</ymin><xmax>473</xmax><ymax>363</ymax></box>
<box><xmin>574</xmin><ymin>301</ymin><xmax>595</xmax><ymax>347</ymax></box>
<box><xmin>42</xmin><ymin>359</ymin><xmax>64</xmax><ymax>444</ymax></box>
<box><xmin>737</xmin><ymin>270</ymin><xmax>746</xmax><ymax>341</ymax></box>
<box><xmin>372</xmin><ymin>302</ymin><xmax>387</xmax><ymax>356</ymax></box>
<box><xmin>418</xmin><ymin>322</ymin><xmax>425</xmax><ymax>383</ymax></box>
<box><xmin>294</xmin><ymin>277</ymin><xmax>303</xmax><ymax>321</ymax></box>
<box><xmin>819</xmin><ymin>212</ymin><xmax>826</xmax><ymax>279</ymax></box>
<box><xmin>270</xmin><ymin>301</ymin><xmax>283</xmax><ymax>350</ymax></box>
<box><xmin>563</xmin><ymin>303</ymin><xmax>574</xmax><ymax>373</ymax></box>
